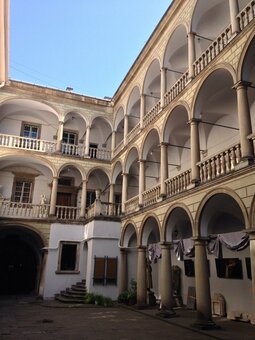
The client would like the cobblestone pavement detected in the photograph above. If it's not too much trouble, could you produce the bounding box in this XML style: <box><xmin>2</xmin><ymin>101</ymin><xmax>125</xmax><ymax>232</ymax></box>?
<box><xmin>0</xmin><ymin>296</ymin><xmax>255</xmax><ymax>340</ymax></box>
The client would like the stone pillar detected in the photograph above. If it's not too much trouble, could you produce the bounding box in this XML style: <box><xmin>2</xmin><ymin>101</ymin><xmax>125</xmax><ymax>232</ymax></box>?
<box><xmin>140</xmin><ymin>94</ymin><xmax>145</xmax><ymax>129</ymax></box>
<box><xmin>138</xmin><ymin>160</ymin><xmax>145</xmax><ymax>206</ymax></box>
<box><xmin>79</xmin><ymin>180</ymin><xmax>87</xmax><ymax>218</ymax></box>
<box><xmin>136</xmin><ymin>246</ymin><xmax>147</xmax><ymax>306</ymax></box>
<box><xmin>49</xmin><ymin>177</ymin><xmax>58</xmax><ymax>216</ymax></box>
<box><xmin>247</xmin><ymin>230</ymin><xmax>255</xmax><ymax>324</ymax></box>
<box><xmin>234</xmin><ymin>81</ymin><xmax>253</xmax><ymax>161</ymax></box>
<box><xmin>119</xmin><ymin>248</ymin><xmax>128</xmax><ymax>295</ymax></box>
<box><xmin>121</xmin><ymin>173</ymin><xmax>128</xmax><ymax>213</ymax></box>
<box><xmin>160</xmin><ymin>67</ymin><xmax>167</xmax><ymax>108</ymax></box>
<box><xmin>188</xmin><ymin>32</ymin><xmax>196</xmax><ymax>79</ymax></box>
<box><xmin>192</xmin><ymin>237</ymin><xmax>216</xmax><ymax>329</ymax></box>
<box><xmin>160</xmin><ymin>243</ymin><xmax>173</xmax><ymax>309</ymax></box>
<box><xmin>38</xmin><ymin>248</ymin><xmax>48</xmax><ymax>297</ymax></box>
<box><xmin>160</xmin><ymin>142</ymin><xmax>168</xmax><ymax>197</ymax></box>
<box><xmin>123</xmin><ymin>115</ymin><xmax>129</xmax><ymax>145</ymax></box>
<box><xmin>56</xmin><ymin>120</ymin><xmax>64</xmax><ymax>152</ymax></box>
<box><xmin>85</xmin><ymin>125</ymin><xmax>91</xmax><ymax>156</ymax></box>
<box><xmin>111</xmin><ymin>130</ymin><xmax>116</xmax><ymax>156</ymax></box>
<box><xmin>229</xmin><ymin>0</ymin><xmax>240</xmax><ymax>35</ymax></box>
<box><xmin>189</xmin><ymin>118</ymin><xmax>201</xmax><ymax>184</ymax></box>
<box><xmin>109</xmin><ymin>183</ymin><xmax>115</xmax><ymax>215</ymax></box>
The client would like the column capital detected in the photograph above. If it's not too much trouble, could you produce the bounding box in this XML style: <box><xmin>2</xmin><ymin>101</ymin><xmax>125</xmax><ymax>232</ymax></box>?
<box><xmin>233</xmin><ymin>80</ymin><xmax>252</xmax><ymax>90</ymax></box>
<box><xmin>120</xmin><ymin>247</ymin><xmax>128</xmax><ymax>253</ymax></box>
<box><xmin>160</xmin><ymin>241</ymin><xmax>172</xmax><ymax>247</ymax></box>
<box><xmin>53</xmin><ymin>176</ymin><xmax>59</xmax><ymax>180</ymax></box>
<box><xmin>138</xmin><ymin>159</ymin><xmax>146</xmax><ymax>164</ymax></box>
<box><xmin>187</xmin><ymin>31</ymin><xmax>196</xmax><ymax>37</ymax></box>
<box><xmin>59</xmin><ymin>120</ymin><xmax>64</xmax><ymax>125</ymax></box>
<box><xmin>192</xmin><ymin>236</ymin><xmax>210</xmax><ymax>244</ymax></box>
<box><xmin>188</xmin><ymin>118</ymin><xmax>202</xmax><ymax>125</ymax></box>
<box><xmin>121</xmin><ymin>172</ymin><xmax>128</xmax><ymax>177</ymax></box>
<box><xmin>160</xmin><ymin>141</ymin><xmax>168</xmax><ymax>147</ymax></box>
<box><xmin>137</xmin><ymin>245</ymin><xmax>146</xmax><ymax>251</ymax></box>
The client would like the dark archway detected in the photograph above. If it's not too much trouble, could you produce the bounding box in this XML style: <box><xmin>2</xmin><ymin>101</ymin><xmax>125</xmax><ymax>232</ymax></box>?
<box><xmin>0</xmin><ymin>226</ymin><xmax>44</xmax><ymax>295</ymax></box>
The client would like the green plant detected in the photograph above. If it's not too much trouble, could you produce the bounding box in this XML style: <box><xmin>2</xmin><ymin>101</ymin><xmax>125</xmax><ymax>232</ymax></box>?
<box><xmin>117</xmin><ymin>279</ymin><xmax>137</xmax><ymax>305</ymax></box>
<box><xmin>94</xmin><ymin>294</ymin><xmax>104</xmax><ymax>306</ymax></box>
<box><xmin>103</xmin><ymin>297</ymin><xmax>113</xmax><ymax>307</ymax></box>
<box><xmin>84</xmin><ymin>292</ymin><xmax>96</xmax><ymax>304</ymax></box>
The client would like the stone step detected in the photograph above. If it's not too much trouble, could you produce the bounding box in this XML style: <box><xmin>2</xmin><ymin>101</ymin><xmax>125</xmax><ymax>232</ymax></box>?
<box><xmin>55</xmin><ymin>279</ymin><xmax>87</xmax><ymax>304</ymax></box>
<box><xmin>55</xmin><ymin>294</ymin><xmax>85</xmax><ymax>304</ymax></box>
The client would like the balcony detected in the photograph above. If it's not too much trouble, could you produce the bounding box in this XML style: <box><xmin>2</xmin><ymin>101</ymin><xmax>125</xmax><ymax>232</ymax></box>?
<box><xmin>0</xmin><ymin>200</ymin><xmax>121</xmax><ymax>222</ymax></box>
<box><xmin>0</xmin><ymin>133</ymin><xmax>111</xmax><ymax>161</ymax></box>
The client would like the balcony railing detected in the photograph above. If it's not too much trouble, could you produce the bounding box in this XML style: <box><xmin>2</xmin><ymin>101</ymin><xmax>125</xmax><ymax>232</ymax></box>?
<box><xmin>0</xmin><ymin>134</ymin><xmax>56</xmax><ymax>153</ymax></box>
<box><xmin>143</xmin><ymin>100</ymin><xmax>161</xmax><ymax>128</ymax></box>
<box><xmin>0</xmin><ymin>201</ymin><xmax>50</xmax><ymax>219</ymax></box>
<box><xmin>55</xmin><ymin>205</ymin><xmax>80</xmax><ymax>220</ymax></box>
<box><xmin>238</xmin><ymin>0</ymin><xmax>255</xmax><ymax>30</ymax></box>
<box><xmin>142</xmin><ymin>185</ymin><xmax>161</xmax><ymax>207</ymax></box>
<box><xmin>0</xmin><ymin>133</ymin><xmax>111</xmax><ymax>161</ymax></box>
<box><xmin>125</xmin><ymin>195</ymin><xmax>139</xmax><ymax>214</ymax></box>
<box><xmin>86</xmin><ymin>201</ymin><xmax>121</xmax><ymax>218</ymax></box>
<box><xmin>193</xmin><ymin>26</ymin><xmax>232</xmax><ymax>77</ymax></box>
<box><xmin>113</xmin><ymin>140</ymin><xmax>124</xmax><ymax>158</ymax></box>
<box><xmin>164</xmin><ymin>71</ymin><xmax>189</xmax><ymax>106</ymax></box>
<box><xmin>165</xmin><ymin>170</ymin><xmax>191</xmax><ymax>198</ymax></box>
<box><xmin>126</xmin><ymin>123</ymin><xmax>141</xmax><ymax>145</ymax></box>
<box><xmin>88</xmin><ymin>147</ymin><xmax>111</xmax><ymax>161</ymax></box>
<box><xmin>198</xmin><ymin>143</ymin><xmax>241</xmax><ymax>184</ymax></box>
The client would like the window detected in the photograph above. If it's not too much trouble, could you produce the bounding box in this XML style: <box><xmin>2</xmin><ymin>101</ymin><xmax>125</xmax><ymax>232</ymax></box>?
<box><xmin>22</xmin><ymin>123</ymin><xmax>40</xmax><ymax>139</ymax></box>
<box><xmin>13</xmin><ymin>178</ymin><xmax>33</xmax><ymax>203</ymax></box>
<box><xmin>20</xmin><ymin>123</ymin><xmax>41</xmax><ymax>149</ymax></box>
<box><xmin>57</xmin><ymin>242</ymin><xmax>79</xmax><ymax>273</ymax></box>
<box><xmin>93</xmin><ymin>256</ymin><xmax>118</xmax><ymax>285</ymax></box>
<box><xmin>62</xmin><ymin>131</ymin><xmax>77</xmax><ymax>155</ymax></box>
<box><xmin>86</xmin><ymin>191</ymin><xmax>96</xmax><ymax>207</ymax></box>
<box><xmin>63</xmin><ymin>131</ymin><xmax>77</xmax><ymax>145</ymax></box>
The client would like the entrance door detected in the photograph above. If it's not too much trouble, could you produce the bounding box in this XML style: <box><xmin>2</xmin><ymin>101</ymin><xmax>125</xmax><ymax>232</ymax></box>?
<box><xmin>56</xmin><ymin>192</ymin><xmax>72</xmax><ymax>206</ymax></box>
<box><xmin>0</xmin><ymin>237</ymin><xmax>37</xmax><ymax>294</ymax></box>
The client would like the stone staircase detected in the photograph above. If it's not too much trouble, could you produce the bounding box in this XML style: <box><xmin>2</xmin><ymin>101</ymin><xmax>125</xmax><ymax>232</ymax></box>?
<box><xmin>55</xmin><ymin>279</ymin><xmax>87</xmax><ymax>303</ymax></box>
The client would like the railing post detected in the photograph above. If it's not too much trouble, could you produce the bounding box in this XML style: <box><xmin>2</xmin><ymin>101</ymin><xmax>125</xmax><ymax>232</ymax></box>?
<box><xmin>56</xmin><ymin>120</ymin><xmax>64</xmax><ymax>152</ymax></box>
<box><xmin>229</xmin><ymin>0</ymin><xmax>240</xmax><ymax>35</ymax></box>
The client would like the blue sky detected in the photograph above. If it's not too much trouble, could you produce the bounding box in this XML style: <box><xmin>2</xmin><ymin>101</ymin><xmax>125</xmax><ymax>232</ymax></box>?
<box><xmin>10</xmin><ymin>1</ymin><xmax>171</xmax><ymax>99</ymax></box>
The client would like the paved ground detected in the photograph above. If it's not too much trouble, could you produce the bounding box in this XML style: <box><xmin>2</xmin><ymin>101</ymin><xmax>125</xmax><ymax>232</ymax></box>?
<box><xmin>0</xmin><ymin>296</ymin><xmax>255</xmax><ymax>340</ymax></box>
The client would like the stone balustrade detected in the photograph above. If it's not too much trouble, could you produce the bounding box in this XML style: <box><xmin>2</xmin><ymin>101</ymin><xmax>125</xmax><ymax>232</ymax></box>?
<box><xmin>143</xmin><ymin>101</ymin><xmax>161</xmax><ymax>127</ymax></box>
<box><xmin>198</xmin><ymin>144</ymin><xmax>241</xmax><ymax>184</ymax></box>
<box><xmin>0</xmin><ymin>200</ymin><xmax>50</xmax><ymax>219</ymax></box>
<box><xmin>165</xmin><ymin>170</ymin><xmax>191</xmax><ymax>198</ymax></box>
<box><xmin>125</xmin><ymin>195</ymin><xmax>139</xmax><ymax>214</ymax></box>
<box><xmin>238</xmin><ymin>0</ymin><xmax>255</xmax><ymax>30</ymax></box>
<box><xmin>142</xmin><ymin>185</ymin><xmax>161</xmax><ymax>207</ymax></box>
<box><xmin>126</xmin><ymin>123</ymin><xmax>141</xmax><ymax>145</ymax></box>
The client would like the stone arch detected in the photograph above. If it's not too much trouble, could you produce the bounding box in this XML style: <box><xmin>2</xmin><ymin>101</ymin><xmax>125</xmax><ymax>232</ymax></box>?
<box><xmin>163</xmin><ymin>203</ymin><xmax>194</xmax><ymax>242</ymax></box>
<box><xmin>195</xmin><ymin>188</ymin><xmax>249</xmax><ymax>237</ymax></box>
<box><xmin>120</xmin><ymin>221</ymin><xmax>138</xmax><ymax>248</ymax></box>
<box><xmin>0</xmin><ymin>223</ymin><xmax>45</xmax><ymax>294</ymax></box>
<box><xmin>139</xmin><ymin>214</ymin><xmax>161</xmax><ymax>246</ymax></box>
<box><xmin>58</xmin><ymin>162</ymin><xmax>86</xmax><ymax>180</ymax></box>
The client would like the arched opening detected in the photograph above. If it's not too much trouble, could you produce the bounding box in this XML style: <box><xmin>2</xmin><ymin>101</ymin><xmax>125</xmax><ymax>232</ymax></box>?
<box><xmin>127</xmin><ymin>87</ymin><xmax>141</xmax><ymax>133</ymax></box>
<box><xmin>0</xmin><ymin>226</ymin><xmax>44</xmax><ymax>295</ymax></box>
<box><xmin>143</xmin><ymin>59</ymin><xmax>161</xmax><ymax>114</ymax></box>
<box><xmin>125</xmin><ymin>148</ymin><xmax>139</xmax><ymax>200</ymax></box>
<box><xmin>87</xmin><ymin>168</ymin><xmax>110</xmax><ymax>205</ymax></box>
<box><xmin>114</xmin><ymin>107</ymin><xmax>124</xmax><ymax>147</ymax></box>
<box><xmin>165</xmin><ymin>207</ymin><xmax>193</xmax><ymax>305</ymax></box>
<box><xmin>198</xmin><ymin>193</ymin><xmax>251</xmax><ymax>314</ymax></box>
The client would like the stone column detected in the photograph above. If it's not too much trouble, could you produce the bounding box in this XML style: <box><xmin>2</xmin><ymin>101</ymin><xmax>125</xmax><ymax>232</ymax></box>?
<box><xmin>189</xmin><ymin>118</ymin><xmax>201</xmax><ymax>184</ymax></box>
<box><xmin>160</xmin><ymin>142</ymin><xmax>168</xmax><ymax>197</ymax></box>
<box><xmin>192</xmin><ymin>237</ymin><xmax>216</xmax><ymax>329</ymax></box>
<box><xmin>160</xmin><ymin>67</ymin><xmax>167</xmax><ymax>108</ymax></box>
<box><xmin>56</xmin><ymin>120</ymin><xmax>64</xmax><ymax>152</ymax></box>
<box><xmin>234</xmin><ymin>81</ymin><xmax>253</xmax><ymax>161</ymax></box>
<box><xmin>85</xmin><ymin>125</ymin><xmax>91</xmax><ymax>156</ymax></box>
<box><xmin>136</xmin><ymin>246</ymin><xmax>147</xmax><ymax>306</ymax></box>
<box><xmin>109</xmin><ymin>183</ymin><xmax>115</xmax><ymax>215</ymax></box>
<box><xmin>111</xmin><ymin>130</ymin><xmax>116</xmax><ymax>157</ymax></box>
<box><xmin>160</xmin><ymin>243</ymin><xmax>173</xmax><ymax>309</ymax></box>
<box><xmin>38</xmin><ymin>248</ymin><xmax>48</xmax><ymax>298</ymax></box>
<box><xmin>188</xmin><ymin>32</ymin><xmax>196</xmax><ymax>79</ymax></box>
<box><xmin>229</xmin><ymin>0</ymin><xmax>240</xmax><ymax>35</ymax></box>
<box><xmin>138</xmin><ymin>160</ymin><xmax>145</xmax><ymax>206</ymax></box>
<box><xmin>121</xmin><ymin>173</ymin><xmax>128</xmax><ymax>213</ymax></box>
<box><xmin>140</xmin><ymin>94</ymin><xmax>145</xmax><ymax>129</ymax></box>
<box><xmin>79</xmin><ymin>180</ymin><xmax>87</xmax><ymax>218</ymax></box>
<box><xmin>247</xmin><ymin>230</ymin><xmax>255</xmax><ymax>324</ymax></box>
<box><xmin>123</xmin><ymin>115</ymin><xmax>129</xmax><ymax>145</ymax></box>
<box><xmin>49</xmin><ymin>177</ymin><xmax>58</xmax><ymax>216</ymax></box>
<box><xmin>119</xmin><ymin>248</ymin><xmax>128</xmax><ymax>295</ymax></box>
